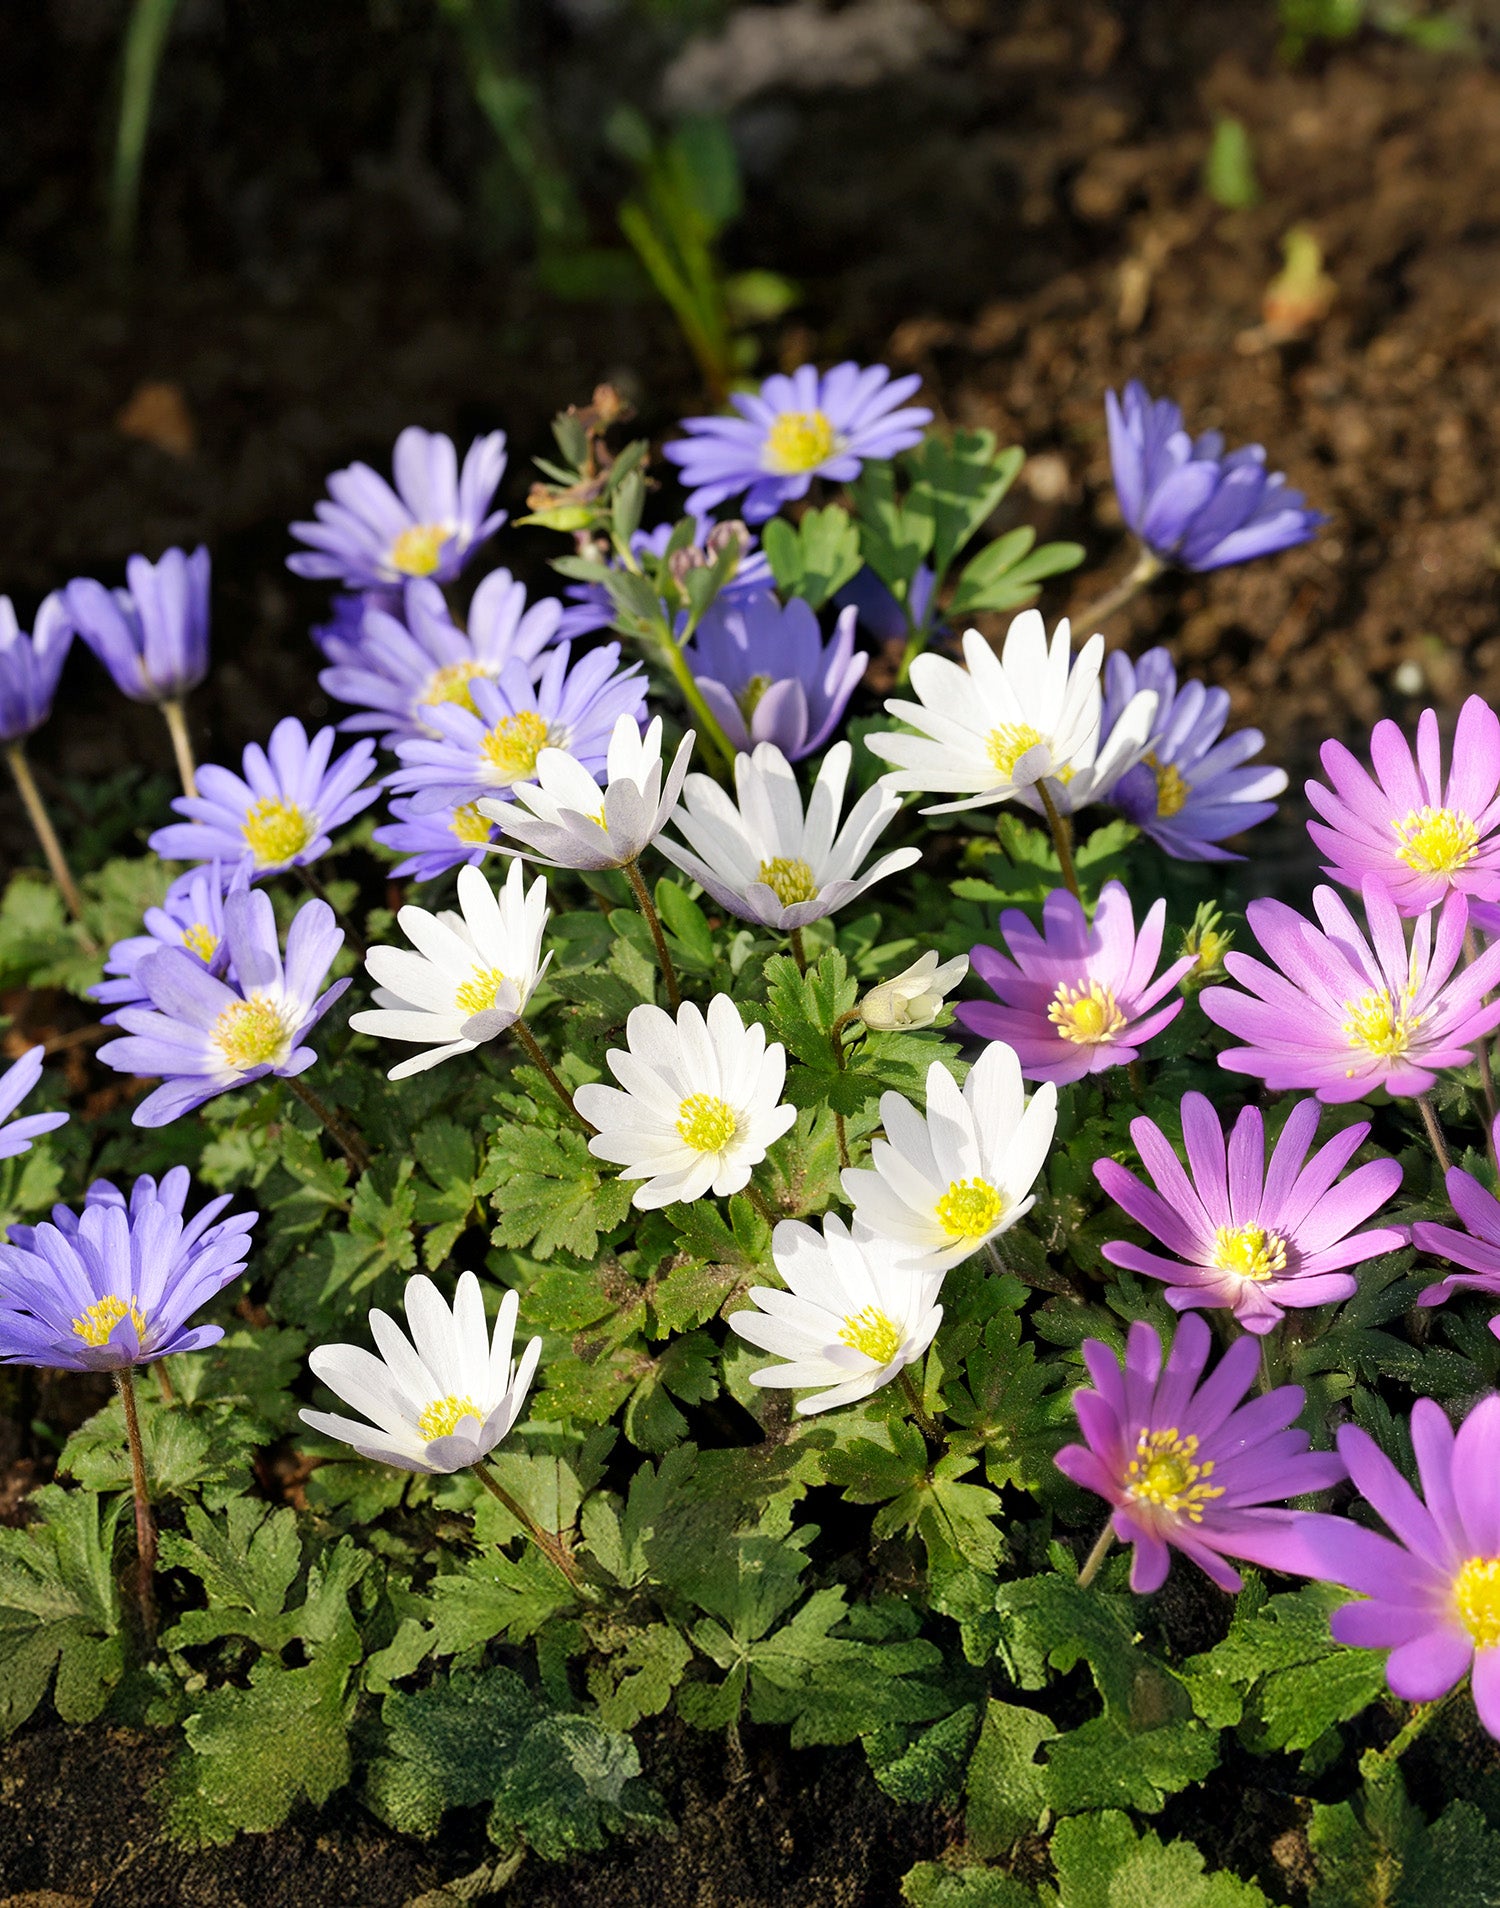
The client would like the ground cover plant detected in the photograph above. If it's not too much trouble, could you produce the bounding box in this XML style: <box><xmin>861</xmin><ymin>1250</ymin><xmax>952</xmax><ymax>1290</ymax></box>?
<box><xmin>6</xmin><ymin>355</ymin><xmax>1500</xmax><ymax>1908</ymax></box>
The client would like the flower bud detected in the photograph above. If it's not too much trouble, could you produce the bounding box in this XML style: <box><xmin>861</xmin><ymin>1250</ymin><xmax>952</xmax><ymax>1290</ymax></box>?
<box><xmin>858</xmin><ymin>951</ymin><xmax>969</xmax><ymax>1032</ymax></box>
<box><xmin>705</xmin><ymin>519</ymin><xmax>750</xmax><ymax>561</ymax></box>
<box><xmin>1181</xmin><ymin>903</ymin><xmax>1233</xmax><ymax>987</ymax></box>
<box><xmin>668</xmin><ymin>544</ymin><xmax>708</xmax><ymax>583</ymax></box>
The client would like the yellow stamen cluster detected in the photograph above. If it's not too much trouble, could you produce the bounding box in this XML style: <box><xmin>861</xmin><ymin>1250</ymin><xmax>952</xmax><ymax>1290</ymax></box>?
<box><xmin>676</xmin><ymin>1093</ymin><xmax>739</xmax><ymax>1153</ymax></box>
<box><xmin>1048</xmin><ymin>979</ymin><xmax>1127</xmax><ymax>1046</ymax></box>
<box><xmin>935</xmin><ymin>1176</ymin><xmax>1006</xmax><ymax>1239</ymax></box>
<box><xmin>1147</xmin><ymin>753</ymin><xmax>1190</xmax><ymax>819</ymax></box>
<box><xmin>182</xmin><ymin>922</ymin><xmax>219</xmax><ymax>963</ymax></box>
<box><xmin>213</xmin><ymin>996</ymin><xmax>291</xmax><ymax>1071</ymax></box>
<box><xmin>423</xmin><ymin>660</ymin><xmax>491</xmax><ymax>716</ymax></box>
<box><xmin>763</xmin><ymin>409</ymin><xmax>839</xmax><ymax>474</ymax></box>
<box><xmin>455</xmin><ymin>965</ymin><xmax>507</xmax><ymax>1017</ymax></box>
<box><xmin>480</xmin><ymin>710</ymin><xmax>552</xmax><ymax>783</ymax></box>
<box><xmin>1124</xmin><ymin>1428</ymin><xmax>1224</xmax><ymax>1523</ymax></box>
<box><xmin>737</xmin><ymin>673</ymin><xmax>774</xmax><ymax>723</ymax></box>
<box><xmin>418</xmin><ymin>1393</ymin><xmax>482</xmax><ymax>1441</ymax></box>
<box><xmin>986</xmin><ymin>722</ymin><xmax>1048</xmax><ymax>783</ymax></box>
<box><xmin>388</xmin><ymin>522</ymin><xmax>449</xmax><ymax>577</ymax></box>
<box><xmin>838</xmin><ymin>1305</ymin><xmax>903</xmax><ymax>1365</ymax></box>
<box><xmin>757</xmin><ymin>856</ymin><xmax>819</xmax><ymax>907</ymax></box>
<box><xmin>1454</xmin><ymin>1556</ymin><xmax>1500</xmax><ymax>1649</ymax></box>
<box><xmin>1341</xmin><ymin>986</ymin><xmax>1422</xmax><ymax>1060</ymax></box>
<box><xmin>72</xmin><ymin>1294</ymin><xmax>146</xmax><ymax>1350</ymax></box>
<box><xmin>1394</xmin><ymin>805</ymin><xmax>1479</xmax><ymax>876</ymax></box>
<box><xmin>242</xmin><ymin>797</ymin><xmax>313</xmax><ymax>868</ymax></box>
<box><xmin>449</xmin><ymin>802</ymin><xmax>495</xmax><ymax>845</ymax></box>
<box><xmin>1211</xmin><ymin>1223</ymin><xmax>1288</xmax><ymax>1284</ymax></box>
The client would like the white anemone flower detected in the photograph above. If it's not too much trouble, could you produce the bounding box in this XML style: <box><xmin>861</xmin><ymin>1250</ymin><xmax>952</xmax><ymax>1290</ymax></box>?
<box><xmin>300</xmin><ymin>1273</ymin><xmax>541</xmax><ymax>1474</ymax></box>
<box><xmin>858</xmin><ymin>951</ymin><xmax>969</xmax><ymax>1032</ymax></box>
<box><xmin>729</xmin><ymin>1215</ymin><xmax>943</xmax><ymax>1415</ymax></box>
<box><xmin>480</xmin><ymin>713</ymin><xmax>694</xmax><ymax>873</ymax></box>
<box><xmin>866</xmin><ymin>611</ymin><xmax>1157</xmax><ymax>817</ymax></box>
<box><xmin>350</xmin><ymin>858</ymin><xmax>550</xmax><ymax>1078</ymax></box>
<box><xmin>657</xmin><ymin>740</ymin><xmax>920</xmax><ymax>931</ymax></box>
<box><xmin>574</xmin><ymin>993</ymin><xmax>796</xmax><ymax>1209</ymax></box>
<box><xmin>840</xmin><ymin>1042</ymin><xmax>1058</xmax><ymax>1274</ymax></box>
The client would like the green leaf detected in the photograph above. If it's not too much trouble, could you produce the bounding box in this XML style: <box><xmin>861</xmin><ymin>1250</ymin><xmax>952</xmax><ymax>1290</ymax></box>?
<box><xmin>59</xmin><ymin>1391</ymin><xmax>256</xmax><ymax>1505</ymax></box>
<box><xmin>852</xmin><ymin>461</ymin><xmax>933</xmax><ymax>599</ymax></box>
<box><xmin>965</xmin><ymin>1699</ymin><xmax>1057</xmax><ymax>1856</ymax></box>
<box><xmin>1049</xmin><ymin>1810</ymin><xmax>1270</xmax><ymax>1905</ymax></box>
<box><xmin>867</xmin><ymin>1701</ymin><xmax>981</xmax><ymax>1807</ymax></box>
<box><xmin>1308</xmin><ymin>1757</ymin><xmax>1500</xmax><ymax>1906</ymax></box>
<box><xmin>903</xmin><ymin>433</ymin><xmax>1023</xmax><ymax>579</ymax></box>
<box><xmin>948</xmin><ymin>533</ymin><xmax>1086</xmax><ymax>616</ymax></box>
<box><xmin>586</xmin><ymin>1622</ymin><xmax>693</xmax><ymax>1730</ymax></box>
<box><xmin>429</xmin><ymin>1544</ymin><xmax>577</xmax><ymax>1655</ymax></box>
<box><xmin>902</xmin><ymin>1862</ymin><xmax>1035</xmax><ymax>1907</ymax></box>
<box><xmin>481</xmin><ymin>1123</ymin><xmax>634</xmax><ymax>1260</ymax></box>
<box><xmin>654</xmin><ymin>878</ymin><xmax>715</xmax><ymax>969</ymax></box>
<box><xmin>760</xmin><ymin>505</ymin><xmax>862</xmax><ymax>610</ymax></box>
<box><xmin>0</xmin><ymin>1486</ymin><xmax>125</xmax><ymax>1736</ymax></box>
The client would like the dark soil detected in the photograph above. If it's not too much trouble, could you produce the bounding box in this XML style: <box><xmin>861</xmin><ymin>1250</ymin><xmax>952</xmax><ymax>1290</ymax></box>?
<box><xmin>6</xmin><ymin>0</ymin><xmax>1500</xmax><ymax>1900</ymax></box>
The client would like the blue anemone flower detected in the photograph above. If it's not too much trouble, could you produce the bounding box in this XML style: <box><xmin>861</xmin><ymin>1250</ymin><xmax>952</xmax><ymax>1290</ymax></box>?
<box><xmin>684</xmin><ymin>591</ymin><xmax>866</xmax><ymax>761</ymax></box>
<box><xmin>63</xmin><ymin>547</ymin><xmax>210</xmax><ymax>703</ymax></box>
<box><xmin>92</xmin><ymin>861</ymin><xmax>249</xmax><ymax>1021</ymax></box>
<box><xmin>0</xmin><ymin>1046</ymin><xmax>68</xmax><ymax>1161</ymax></box>
<box><xmin>373</xmin><ymin>795</ymin><xmax>499</xmax><ymax>882</ymax></box>
<box><xmin>0</xmin><ymin>594</ymin><xmax>73</xmax><ymax>742</ymax></box>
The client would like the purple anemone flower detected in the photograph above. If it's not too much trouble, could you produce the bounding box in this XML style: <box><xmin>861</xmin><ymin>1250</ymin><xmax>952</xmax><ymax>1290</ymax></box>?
<box><xmin>834</xmin><ymin>564</ymin><xmax>938</xmax><ymax>645</ymax></box>
<box><xmin>664</xmin><ymin>363</ymin><xmax>932</xmax><ymax>523</ymax></box>
<box><xmin>317</xmin><ymin>571</ymin><xmax>562</xmax><ymax>743</ymax></box>
<box><xmin>372</xmin><ymin>795</ymin><xmax>499</xmax><ymax>882</ymax></box>
<box><xmin>683</xmin><ymin>592</ymin><xmax>866</xmax><ymax>761</ymax></box>
<box><xmin>63</xmin><ymin>547</ymin><xmax>210</xmax><ymax>703</ymax></box>
<box><xmin>1200</xmin><ymin>883</ymin><xmax>1500</xmax><ymax>1104</ymax></box>
<box><xmin>1095</xmin><ymin>1092</ymin><xmax>1405</xmax><ymax>1334</ymax></box>
<box><xmin>0</xmin><ymin>1046</ymin><xmax>68</xmax><ymax>1160</ymax></box>
<box><xmin>387</xmin><ymin>641</ymin><xmax>645</xmax><ymax>815</ymax></box>
<box><xmin>1106</xmin><ymin>381</ymin><xmax>1325</xmax><ymax>572</ymax></box>
<box><xmin>0</xmin><ymin>594</ymin><xmax>73</xmax><ymax>743</ymax></box>
<box><xmin>1414</xmin><ymin>1142</ymin><xmax>1500</xmax><ymax>1332</ymax></box>
<box><xmin>1306</xmin><ymin>697</ymin><xmax>1500</xmax><ymax>917</ymax></box>
<box><xmin>555</xmin><ymin>516</ymin><xmax>774</xmax><ymax>641</ymax></box>
<box><xmin>288</xmin><ymin>427</ymin><xmax>507</xmax><ymax>590</ymax></box>
<box><xmin>1100</xmin><ymin>648</ymin><xmax>1286</xmax><ymax>861</ymax></box>
<box><xmin>957</xmin><ymin>881</ymin><xmax>1194</xmax><ymax>1085</ymax></box>
<box><xmin>1290</xmin><ymin>1396</ymin><xmax>1500</xmax><ymax>1739</ymax></box>
<box><xmin>0</xmin><ymin>1166</ymin><xmax>255</xmax><ymax>1371</ymax></box>
<box><xmin>92</xmin><ymin>861</ymin><xmax>248</xmax><ymax>1022</ymax></box>
<box><xmin>97</xmin><ymin>889</ymin><xmax>348</xmax><ymax>1128</ymax></box>
<box><xmin>311</xmin><ymin>590</ymin><xmax>394</xmax><ymax>662</ymax></box>
<box><xmin>1055</xmin><ymin>1313</ymin><xmax>1345</xmax><ymax>1593</ymax></box>
<box><xmin>149</xmin><ymin>717</ymin><xmax>379</xmax><ymax>877</ymax></box>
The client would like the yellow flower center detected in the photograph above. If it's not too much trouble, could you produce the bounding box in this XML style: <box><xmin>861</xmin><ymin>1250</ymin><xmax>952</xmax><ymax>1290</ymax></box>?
<box><xmin>449</xmin><ymin>802</ymin><xmax>494</xmax><ymax>845</ymax></box>
<box><xmin>987</xmin><ymin>722</ymin><xmax>1046</xmax><ymax>782</ymax></box>
<box><xmin>1211</xmin><ymin>1223</ymin><xmax>1287</xmax><ymax>1283</ymax></box>
<box><xmin>388</xmin><ymin>522</ymin><xmax>449</xmax><ymax>577</ymax></box>
<box><xmin>242</xmin><ymin>797</ymin><xmax>313</xmax><ymax>868</ymax></box>
<box><xmin>675</xmin><ymin>1093</ymin><xmax>739</xmax><ymax>1153</ymax></box>
<box><xmin>763</xmin><ymin>409</ymin><xmax>839</xmax><ymax>475</ymax></box>
<box><xmin>72</xmin><ymin>1294</ymin><xmax>146</xmax><ymax>1350</ymax></box>
<box><xmin>757</xmin><ymin>856</ymin><xmax>818</xmax><ymax>906</ymax></box>
<box><xmin>213</xmin><ymin>995</ymin><xmax>291</xmax><ymax>1071</ymax></box>
<box><xmin>737</xmin><ymin>673</ymin><xmax>774</xmax><ymax>723</ymax></box>
<box><xmin>480</xmin><ymin>710</ymin><xmax>552</xmax><ymax>784</ymax></box>
<box><xmin>1190</xmin><ymin>927</ymin><xmax>1231</xmax><ymax>975</ymax></box>
<box><xmin>418</xmin><ymin>1393</ymin><xmax>482</xmax><ymax>1441</ymax></box>
<box><xmin>1393</xmin><ymin>805</ymin><xmax>1479</xmax><ymax>876</ymax></box>
<box><xmin>182</xmin><ymin>922</ymin><xmax>219</xmax><ymax>963</ymax></box>
<box><xmin>1342</xmin><ymin>986</ymin><xmax>1422</xmax><ymax>1059</ymax></box>
<box><xmin>1148</xmin><ymin>753</ymin><xmax>1190</xmax><ymax>819</ymax></box>
<box><xmin>422</xmin><ymin>659</ymin><xmax>490</xmax><ymax>716</ymax></box>
<box><xmin>838</xmin><ymin>1305</ymin><xmax>903</xmax><ymax>1365</ymax></box>
<box><xmin>1454</xmin><ymin>1557</ymin><xmax>1500</xmax><ymax>1649</ymax></box>
<box><xmin>1048</xmin><ymin>979</ymin><xmax>1127</xmax><ymax>1045</ymax></box>
<box><xmin>1125</xmin><ymin>1428</ymin><xmax>1224</xmax><ymax>1523</ymax></box>
<box><xmin>934</xmin><ymin>1176</ymin><xmax>1007</xmax><ymax>1239</ymax></box>
<box><xmin>455</xmin><ymin>965</ymin><xmax>507</xmax><ymax>1017</ymax></box>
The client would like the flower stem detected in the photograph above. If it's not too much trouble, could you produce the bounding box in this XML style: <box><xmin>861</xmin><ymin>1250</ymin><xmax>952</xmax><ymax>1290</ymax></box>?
<box><xmin>1417</xmin><ymin>1093</ymin><xmax>1453</xmax><ymax>1177</ymax></box>
<box><xmin>898</xmin><ymin>1366</ymin><xmax>943</xmax><ymax>1449</ymax></box>
<box><xmin>1076</xmin><ymin>1521</ymin><xmax>1115</xmax><ymax>1588</ymax></box>
<box><xmin>286</xmin><ymin>1073</ymin><xmax>372</xmax><ymax>1175</ymax></box>
<box><xmin>513</xmin><ymin>1016</ymin><xmax>594</xmax><ymax>1131</ymax></box>
<box><xmin>788</xmin><ymin>926</ymin><xmax>808</xmax><ymax>973</ymax></box>
<box><xmin>608</xmin><ymin>529</ymin><xmax>738</xmax><ymax>777</ymax></box>
<box><xmin>159</xmin><ymin>696</ymin><xmax>198</xmax><ymax>798</ymax></box>
<box><xmin>472</xmin><ymin>1462</ymin><xmax>582</xmax><ymax>1588</ymax></box>
<box><xmin>1370</xmin><ymin>1687</ymin><xmax>1458</xmax><ymax>1765</ymax></box>
<box><xmin>1035</xmin><ymin>780</ymin><xmax>1081</xmax><ymax>903</ymax></box>
<box><xmin>297</xmin><ymin>863</ymin><xmax>367</xmax><ymax>963</ymax></box>
<box><xmin>1071</xmin><ymin>546</ymin><xmax>1164</xmax><ymax>635</ymax></box>
<box><xmin>5</xmin><ymin>744</ymin><xmax>94</xmax><ymax>939</ymax></box>
<box><xmin>830</xmin><ymin>1013</ymin><xmax>853</xmax><ymax>1170</ymax></box>
<box><xmin>115</xmin><ymin>1366</ymin><xmax>158</xmax><ymax>1645</ymax></box>
<box><xmin>623</xmin><ymin>859</ymin><xmax>681</xmax><ymax>1008</ymax></box>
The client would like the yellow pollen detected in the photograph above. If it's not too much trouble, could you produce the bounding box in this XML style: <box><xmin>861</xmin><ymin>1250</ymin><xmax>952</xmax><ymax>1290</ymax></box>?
<box><xmin>934</xmin><ymin>1176</ymin><xmax>1007</xmax><ymax>1239</ymax></box>
<box><xmin>676</xmin><ymin>1093</ymin><xmax>739</xmax><ymax>1153</ymax></box>
<box><xmin>213</xmin><ymin>995</ymin><xmax>291</xmax><ymax>1071</ymax></box>
<box><xmin>1125</xmin><ymin>1428</ymin><xmax>1224</xmax><ymax>1523</ymax></box>
<box><xmin>1212</xmin><ymin>1223</ymin><xmax>1287</xmax><ymax>1284</ymax></box>
<box><xmin>422</xmin><ymin>659</ymin><xmax>490</xmax><ymax>716</ymax></box>
<box><xmin>418</xmin><ymin>1393</ymin><xmax>482</xmax><ymax>1441</ymax></box>
<box><xmin>72</xmin><ymin>1294</ymin><xmax>146</xmax><ymax>1350</ymax></box>
<box><xmin>737</xmin><ymin>673</ymin><xmax>774</xmax><ymax>723</ymax></box>
<box><xmin>181</xmin><ymin>922</ymin><xmax>218</xmax><ymax>963</ymax></box>
<box><xmin>480</xmin><ymin>710</ymin><xmax>552</xmax><ymax>783</ymax></box>
<box><xmin>1148</xmin><ymin>753</ymin><xmax>1190</xmax><ymax>819</ymax></box>
<box><xmin>1048</xmin><ymin>979</ymin><xmax>1127</xmax><ymax>1046</ymax></box>
<box><xmin>1341</xmin><ymin>986</ymin><xmax>1422</xmax><ymax>1060</ymax></box>
<box><xmin>449</xmin><ymin>802</ymin><xmax>494</xmax><ymax>845</ymax></box>
<box><xmin>1454</xmin><ymin>1557</ymin><xmax>1500</xmax><ymax>1649</ymax></box>
<box><xmin>455</xmin><ymin>964</ymin><xmax>507</xmax><ymax>1017</ymax></box>
<box><xmin>1394</xmin><ymin>805</ymin><xmax>1479</xmax><ymax>876</ymax></box>
<box><xmin>763</xmin><ymin>409</ymin><xmax>839</xmax><ymax>475</ymax></box>
<box><xmin>242</xmin><ymin>797</ymin><xmax>313</xmax><ymax>868</ymax></box>
<box><xmin>388</xmin><ymin>522</ymin><xmax>449</xmax><ymax>577</ymax></box>
<box><xmin>757</xmin><ymin>856</ymin><xmax>818</xmax><ymax>906</ymax></box>
<box><xmin>838</xmin><ymin>1305</ymin><xmax>903</xmax><ymax>1365</ymax></box>
<box><xmin>987</xmin><ymin>722</ymin><xmax>1047</xmax><ymax>782</ymax></box>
